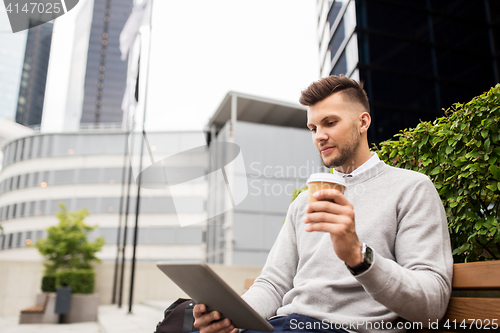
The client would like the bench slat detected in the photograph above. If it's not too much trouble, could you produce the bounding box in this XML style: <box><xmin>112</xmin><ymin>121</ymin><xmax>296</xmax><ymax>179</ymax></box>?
<box><xmin>443</xmin><ymin>297</ymin><xmax>500</xmax><ymax>323</ymax></box>
<box><xmin>244</xmin><ymin>278</ymin><xmax>256</xmax><ymax>290</ymax></box>
<box><xmin>452</xmin><ymin>261</ymin><xmax>500</xmax><ymax>289</ymax></box>
<box><xmin>20</xmin><ymin>305</ymin><xmax>45</xmax><ymax>314</ymax></box>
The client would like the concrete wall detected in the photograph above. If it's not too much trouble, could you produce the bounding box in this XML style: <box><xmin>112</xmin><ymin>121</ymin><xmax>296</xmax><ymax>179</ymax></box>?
<box><xmin>0</xmin><ymin>257</ymin><xmax>263</xmax><ymax>317</ymax></box>
<box><xmin>0</xmin><ymin>259</ymin><xmax>44</xmax><ymax>317</ymax></box>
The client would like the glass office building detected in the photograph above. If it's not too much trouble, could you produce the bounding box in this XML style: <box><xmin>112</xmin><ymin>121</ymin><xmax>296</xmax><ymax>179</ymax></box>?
<box><xmin>80</xmin><ymin>0</ymin><xmax>133</xmax><ymax>125</ymax></box>
<box><xmin>15</xmin><ymin>21</ymin><xmax>53</xmax><ymax>127</ymax></box>
<box><xmin>318</xmin><ymin>0</ymin><xmax>499</xmax><ymax>143</ymax></box>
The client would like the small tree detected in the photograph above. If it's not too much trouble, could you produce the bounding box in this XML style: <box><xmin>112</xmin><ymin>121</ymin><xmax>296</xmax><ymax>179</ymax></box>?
<box><xmin>35</xmin><ymin>204</ymin><xmax>105</xmax><ymax>290</ymax></box>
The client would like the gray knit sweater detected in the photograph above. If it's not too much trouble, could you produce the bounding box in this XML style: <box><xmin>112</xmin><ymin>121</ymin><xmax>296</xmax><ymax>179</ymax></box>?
<box><xmin>242</xmin><ymin>161</ymin><xmax>453</xmax><ymax>333</ymax></box>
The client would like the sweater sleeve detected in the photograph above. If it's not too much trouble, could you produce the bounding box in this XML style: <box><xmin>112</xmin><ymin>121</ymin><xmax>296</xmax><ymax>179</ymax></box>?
<box><xmin>355</xmin><ymin>176</ymin><xmax>453</xmax><ymax>324</ymax></box>
<box><xmin>241</xmin><ymin>193</ymin><xmax>302</xmax><ymax>320</ymax></box>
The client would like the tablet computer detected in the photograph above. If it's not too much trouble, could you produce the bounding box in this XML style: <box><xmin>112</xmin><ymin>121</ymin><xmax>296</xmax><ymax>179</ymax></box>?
<box><xmin>156</xmin><ymin>262</ymin><xmax>274</xmax><ymax>332</ymax></box>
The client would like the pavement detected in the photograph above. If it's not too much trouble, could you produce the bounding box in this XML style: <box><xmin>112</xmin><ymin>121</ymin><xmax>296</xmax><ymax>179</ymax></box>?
<box><xmin>0</xmin><ymin>301</ymin><xmax>173</xmax><ymax>333</ymax></box>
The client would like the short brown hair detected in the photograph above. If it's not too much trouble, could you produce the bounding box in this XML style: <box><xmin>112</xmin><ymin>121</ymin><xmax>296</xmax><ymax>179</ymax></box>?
<box><xmin>299</xmin><ymin>75</ymin><xmax>370</xmax><ymax>112</ymax></box>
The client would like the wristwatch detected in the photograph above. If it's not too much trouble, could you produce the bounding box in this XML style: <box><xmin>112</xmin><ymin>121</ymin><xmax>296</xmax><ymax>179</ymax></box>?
<box><xmin>346</xmin><ymin>243</ymin><xmax>373</xmax><ymax>276</ymax></box>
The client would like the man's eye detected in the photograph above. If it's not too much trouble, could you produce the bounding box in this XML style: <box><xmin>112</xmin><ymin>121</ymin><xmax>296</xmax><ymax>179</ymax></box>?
<box><xmin>327</xmin><ymin>121</ymin><xmax>336</xmax><ymax>126</ymax></box>
<box><xmin>309</xmin><ymin>128</ymin><xmax>316</xmax><ymax>133</ymax></box>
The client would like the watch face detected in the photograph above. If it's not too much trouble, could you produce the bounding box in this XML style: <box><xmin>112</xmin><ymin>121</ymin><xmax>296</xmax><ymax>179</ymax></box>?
<box><xmin>347</xmin><ymin>245</ymin><xmax>372</xmax><ymax>275</ymax></box>
<box><xmin>365</xmin><ymin>245</ymin><xmax>373</xmax><ymax>264</ymax></box>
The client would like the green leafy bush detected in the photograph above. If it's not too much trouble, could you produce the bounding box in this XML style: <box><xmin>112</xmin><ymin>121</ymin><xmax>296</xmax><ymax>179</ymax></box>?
<box><xmin>376</xmin><ymin>84</ymin><xmax>500</xmax><ymax>262</ymax></box>
<box><xmin>292</xmin><ymin>187</ymin><xmax>308</xmax><ymax>203</ymax></box>
<box><xmin>56</xmin><ymin>269</ymin><xmax>95</xmax><ymax>294</ymax></box>
<box><xmin>41</xmin><ymin>275</ymin><xmax>56</xmax><ymax>292</ymax></box>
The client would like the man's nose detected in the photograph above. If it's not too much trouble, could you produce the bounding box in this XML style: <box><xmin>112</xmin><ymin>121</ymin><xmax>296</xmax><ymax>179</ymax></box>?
<box><xmin>315</xmin><ymin>128</ymin><xmax>328</xmax><ymax>142</ymax></box>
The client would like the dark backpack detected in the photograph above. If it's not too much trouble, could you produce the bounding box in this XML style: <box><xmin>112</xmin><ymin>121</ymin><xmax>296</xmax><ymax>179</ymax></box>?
<box><xmin>154</xmin><ymin>298</ymin><xmax>196</xmax><ymax>333</ymax></box>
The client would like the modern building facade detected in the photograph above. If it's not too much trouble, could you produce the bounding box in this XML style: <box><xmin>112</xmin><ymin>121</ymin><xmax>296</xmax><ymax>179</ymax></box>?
<box><xmin>317</xmin><ymin>0</ymin><xmax>499</xmax><ymax>143</ymax></box>
<box><xmin>0</xmin><ymin>130</ymin><xmax>207</xmax><ymax>263</ymax></box>
<box><xmin>15</xmin><ymin>20</ymin><xmax>53</xmax><ymax>127</ymax></box>
<box><xmin>80</xmin><ymin>0</ymin><xmax>133</xmax><ymax>125</ymax></box>
<box><xmin>205</xmin><ymin>92</ymin><xmax>326</xmax><ymax>266</ymax></box>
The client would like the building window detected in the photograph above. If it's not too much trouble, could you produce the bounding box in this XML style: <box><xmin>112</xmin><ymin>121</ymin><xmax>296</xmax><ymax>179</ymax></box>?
<box><xmin>25</xmin><ymin>231</ymin><xmax>32</xmax><ymax>245</ymax></box>
<box><xmin>20</xmin><ymin>203</ymin><xmax>26</xmax><ymax>218</ymax></box>
<box><xmin>29</xmin><ymin>201</ymin><xmax>36</xmax><ymax>216</ymax></box>
<box><xmin>11</xmin><ymin>141</ymin><xmax>18</xmax><ymax>164</ymax></box>
<box><xmin>16</xmin><ymin>232</ymin><xmax>22</xmax><ymax>247</ymax></box>
<box><xmin>38</xmin><ymin>201</ymin><xmax>46</xmax><ymax>215</ymax></box>
<box><xmin>27</xmin><ymin>137</ymin><xmax>34</xmax><ymax>159</ymax></box>
<box><xmin>36</xmin><ymin>136</ymin><xmax>43</xmax><ymax>157</ymax></box>
<box><xmin>31</xmin><ymin>172</ymin><xmax>39</xmax><ymax>187</ymax></box>
<box><xmin>19</xmin><ymin>139</ymin><xmax>25</xmax><ymax>161</ymax></box>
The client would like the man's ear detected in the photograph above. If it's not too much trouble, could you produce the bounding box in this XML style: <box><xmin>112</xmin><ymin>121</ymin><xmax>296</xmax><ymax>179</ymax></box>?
<box><xmin>359</xmin><ymin>112</ymin><xmax>371</xmax><ymax>134</ymax></box>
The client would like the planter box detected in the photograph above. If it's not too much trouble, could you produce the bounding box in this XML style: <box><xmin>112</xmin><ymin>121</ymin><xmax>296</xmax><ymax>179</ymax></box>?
<box><xmin>63</xmin><ymin>293</ymin><xmax>99</xmax><ymax>323</ymax></box>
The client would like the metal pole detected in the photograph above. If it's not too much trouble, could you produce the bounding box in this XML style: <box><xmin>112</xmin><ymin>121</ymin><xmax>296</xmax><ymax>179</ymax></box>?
<box><xmin>128</xmin><ymin>131</ymin><xmax>146</xmax><ymax>314</ymax></box>
<box><xmin>128</xmin><ymin>0</ymin><xmax>154</xmax><ymax>313</ymax></box>
<box><xmin>118</xmin><ymin>133</ymin><xmax>135</xmax><ymax>308</ymax></box>
<box><xmin>111</xmin><ymin>132</ymin><xmax>130</xmax><ymax>304</ymax></box>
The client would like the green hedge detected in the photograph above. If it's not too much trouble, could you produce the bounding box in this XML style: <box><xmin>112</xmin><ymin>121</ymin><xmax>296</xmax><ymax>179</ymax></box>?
<box><xmin>41</xmin><ymin>275</ymin><xmax>56</xmax><ymax>292</ymax></box>
<box><xmin>55</xmin><ymin>269</ymin><xmax>95</xmax><ymax>294</ymax></box>
<box><xmin>376</xmin><ymin>84</ymin><xmax>500</xmax><ymax>262</ymax></box>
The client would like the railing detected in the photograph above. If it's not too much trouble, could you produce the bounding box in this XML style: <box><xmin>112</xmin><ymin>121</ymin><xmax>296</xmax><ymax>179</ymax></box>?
<box><xmin>28</xmin><ymin>123</ymin><xmax>125</xmax><ymax>132</ymax></box>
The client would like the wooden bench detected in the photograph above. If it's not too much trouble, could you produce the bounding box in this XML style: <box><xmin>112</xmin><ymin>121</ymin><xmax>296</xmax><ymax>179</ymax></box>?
<box><xmin>245</xmin><ymin>261</ymin><xmax>500</xmax><ymax>331</ymax></box>
<box><xmin>19</xmin><ymin>293</ymin><xmax>50</xmax><ymax>324</ymax></box>
<box><xmin>244</xmin><ymin>278</ymin><xmax>256</xmax><ymax>290</ymax></box>
<box><xmin>417</xmin><ymin>260</ymin><xmax>500</xmax><ymax>332</ymax></box>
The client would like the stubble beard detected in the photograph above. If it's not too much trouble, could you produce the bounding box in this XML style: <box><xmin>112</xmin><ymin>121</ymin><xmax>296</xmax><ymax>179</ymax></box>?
<box><xmin>321</xmin><ymin>131</ymin><xmax>360</xmax><ymax>172</ymax></box>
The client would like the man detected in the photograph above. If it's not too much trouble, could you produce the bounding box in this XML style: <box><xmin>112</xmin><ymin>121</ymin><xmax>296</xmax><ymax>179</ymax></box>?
<box><xmin>193</xmin><ymin>75</ymin><xmax>453</xmax><ymax>333</ymax></box>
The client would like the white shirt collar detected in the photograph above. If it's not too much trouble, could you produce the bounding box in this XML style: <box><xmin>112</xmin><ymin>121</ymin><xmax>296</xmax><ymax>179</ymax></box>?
<box><xmin>332</xmin><ymin>153</ymin><xmax>380</xmax><ymax>178</ymax></box>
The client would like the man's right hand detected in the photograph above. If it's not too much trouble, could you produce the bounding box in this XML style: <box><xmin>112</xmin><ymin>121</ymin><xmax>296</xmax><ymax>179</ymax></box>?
<box><xmin>193</xmin><ymin>304</ymin><xmax>238</xmax><ymax>333</ymax></box>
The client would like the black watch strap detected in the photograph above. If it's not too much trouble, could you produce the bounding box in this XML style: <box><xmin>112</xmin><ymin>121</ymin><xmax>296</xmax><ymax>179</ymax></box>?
<box><xmin>346</xmin><ymin>243</ymin><xmax>373</xmax><ymax>276</ymax></box>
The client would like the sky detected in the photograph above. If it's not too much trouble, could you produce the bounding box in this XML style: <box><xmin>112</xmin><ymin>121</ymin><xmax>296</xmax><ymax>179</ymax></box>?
<box><xmin>0</xmin><ymin>8</ymin><xmax>27</xmax><ymax>120</ymax></box>
<box><xmin>0</xmin><ymin>0</ymin><xmax>319</xmax><ymax>132</ymax></box>
<box><xmin>144</xmin><ymin>0</ymin><xmax>320</xmax><ymax>131</ymax></box>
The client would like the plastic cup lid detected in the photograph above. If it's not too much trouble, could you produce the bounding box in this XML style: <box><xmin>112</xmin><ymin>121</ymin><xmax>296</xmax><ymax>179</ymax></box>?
<box><xmin>306</xmin><ymin>173</ymin><xmax>346</xmax><ymax>187</ymax></box>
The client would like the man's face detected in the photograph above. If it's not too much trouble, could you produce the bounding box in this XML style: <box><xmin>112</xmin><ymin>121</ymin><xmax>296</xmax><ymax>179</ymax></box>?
<box><xmin>306</xmin><ymin>92</ymin><xmax>363</xmax><ymax>171</ymax></box>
